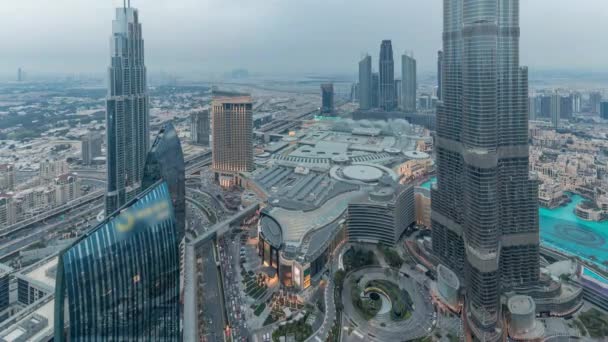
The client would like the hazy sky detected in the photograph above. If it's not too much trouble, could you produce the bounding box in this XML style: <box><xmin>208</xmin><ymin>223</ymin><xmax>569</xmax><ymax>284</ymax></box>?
<box><xmin>1</xmin><ymin>0</ymin><xmax>607</xmax><ymax>77</ymax></box>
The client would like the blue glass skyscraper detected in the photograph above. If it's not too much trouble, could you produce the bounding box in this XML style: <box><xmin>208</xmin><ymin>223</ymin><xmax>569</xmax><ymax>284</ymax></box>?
<box><xmin>142</xmin><ymin>122</ymin><xmax>186</xmax><ymax>241</ymax></box>
<box><xmin>54</xmin><ymin>181</ymin><xmax>180</xmax><ymax>341</ymax></box>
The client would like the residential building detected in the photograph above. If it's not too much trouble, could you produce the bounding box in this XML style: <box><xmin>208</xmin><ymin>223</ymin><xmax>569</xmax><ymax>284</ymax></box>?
<box><xmin>0</xmin><ymin>195</ymin><xmax>14</xmax><ymax>227</ymax></box>
<box><xmin>54</xmin><ymin>173</ymin><xmax>81</xmax><ymax>204</ymax></box>
<box><xmin>39</xmin><ymin>160</ymin><xmax>68</xmax><ymax>182</ymax></box>
<box><xmin>0</xmin><ymin>164</ymin><xmax>15</xmax><ymax>191</ymax></box>
<box><xmin>80</xmin><ymin>131</ymin><xmax>102</xmax><ymax>165</ymax></box>
<box><xmin>190</xmin><ymin>110</ymin><xmax>210</xmax><ymax>146</ymax></box>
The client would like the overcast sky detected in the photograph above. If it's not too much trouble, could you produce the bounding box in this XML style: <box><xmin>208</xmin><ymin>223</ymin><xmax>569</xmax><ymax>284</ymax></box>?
<box><xmin>1</xmin><ymin>0</ymin><xmax>607</xmax><ymax>77</ymax></box>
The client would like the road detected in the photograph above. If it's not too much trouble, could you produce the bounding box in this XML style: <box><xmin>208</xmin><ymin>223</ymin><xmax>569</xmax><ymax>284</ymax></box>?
<box><xmin>305</xmin><ymin>244</ymin><xmax>346</xmax><ymax>342</ymax></box>
<box><xmin>218</xmin><ymin>231</ymin><xmax>251</xmax><ymax>342</ymax></box>
<box><xmin>197</xmin><ymin>240</ymin><xmax>226</xmax><ymax>342</ymax></box>
<box><xmin>340</xmin><ymin>266</ymin><xmax>435</xmax><ymax>342</ymax></box>
<box><xmin>0</xmin><ymin>202</ymin><xmax>103</xmax><ymax>261</ymax></box>
<box><xmin>0</xmin><ymin>152</ymin><xmax>213</xmax><ymax>262</ymax></box>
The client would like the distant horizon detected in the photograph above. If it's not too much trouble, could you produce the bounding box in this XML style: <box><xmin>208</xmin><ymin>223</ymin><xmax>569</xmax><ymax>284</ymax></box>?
<box><xmin>2</xmin><ymin>68</ymin><xmax>608</xmax><ymax>89</ymax></box>
<box><xmin>1</xmin><ymin>0</ymin><xmax>607</xmax><ymax>78</ymax></box>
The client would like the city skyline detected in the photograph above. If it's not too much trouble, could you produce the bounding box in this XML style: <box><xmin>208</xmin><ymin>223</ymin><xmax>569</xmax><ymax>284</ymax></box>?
<box><xmin>1</xmin><ymin>0</ymin><xmax>607</xmax><ymax>77</ymax></box>
<box><xmin>1</xmin><ymin>1</ymin><xmax>607</xmax><ymax>341</ymax></box>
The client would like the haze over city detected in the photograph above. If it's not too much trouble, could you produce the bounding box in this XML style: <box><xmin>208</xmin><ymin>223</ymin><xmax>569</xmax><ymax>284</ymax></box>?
<box><xmin>1</xmin><ymin>1</ymin><xmax>608</xmax><ymax>341</ymax></box>
<box><xmin>1</xmin><ymin>0</ymin><xmax>607</xmax><ymax>77</ymax></box>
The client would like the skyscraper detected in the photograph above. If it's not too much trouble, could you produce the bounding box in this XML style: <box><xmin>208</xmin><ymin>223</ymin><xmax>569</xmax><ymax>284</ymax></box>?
<box><xmin>142</xmin><ymin>122</ymin><xmax>186</xmax><ymax>242</ymax></box>
<box><xmin>540</xmin><ymin>95</ymin><xmax>552</xmax><ymax>118</ymax></box>
<box><xmin>371</xmin><ymin>72</ymin><xmax>380</xmax><ymax>109</ymax></box>
<box><xmin>437</xmin><ymin>50</ymin><xmax>443</xmax><ymax>101</ymax></box>
<box><xmin>601</xmin><ymin>102</ymin><xmax>608</xmax><ymax>120</ymax></box>
<box><xmin>321</xmin><ymin>83</ymin><xmax>334</xmax><ymax>114</ymax></box>
<box><xmin>358</xmin><ymin>55</ymin><xmax>372</xmax><ymax>110</ymax></box>
<box><xmin>394</xmin><ymin>79</ymin><xmax>402</xmax><ymax>109</ymax></box>
<box><xmin>551</xmin><ymin>94</ymin><xmax>561</xmax><ymax>129</ymax></box>
<box><xmin>432</xmin><ymin>1</ymin><xmax>538</xmax><ymax>340</ymax></box>
<box><xmin>190</xmin><ymin>110</ymin><xmax>210</xmax><ymax>146</ymax></box>
<box><xmin>378</xmin><ymin>40</ymin><xmax>396</xmax><ymax>111</ymax></box>
<box><xmin>560</xmin><ymin>95</ymin><xmax>573</xmax><ymax>120</ymax></box>
<box><xmin>402</xmin><ymin>53</ymin><xmax>417</xmax><ymax>112</ymax></box>
<box><xmin>528</xmin><ymin>96</ymin><xmax>536</xmax><ymax>121</ymax></box>
<box><xmin>0</xmin><ymin>164</ymin><xmax>15</xmax><ymax>191</ymax></box>
<box><xmin>81</xmin><ymin>131</ymin><xmax>103</xmax><ymax>165</ymax></box>
<box><xmin>105</xmin><ymin>5</ymin><xmax>150</xmax><ymax>215</ymax></box>
<box><xmin>590</xmin><ymin>92</ymin><xmax>602</xmax><ymax>114</ymax></box>
<box><xmin>212</xmin><ymin>92</ymin><xmax>254</xmax><ymax>187</ymax></box>
<box><xmin>54</xmin><ymin>181</ymin><xmax>180</xmax><ymax>341</ymax></box>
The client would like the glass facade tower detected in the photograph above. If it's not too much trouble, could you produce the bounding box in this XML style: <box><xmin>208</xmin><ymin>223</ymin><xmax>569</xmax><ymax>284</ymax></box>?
<box><xmin>401</xmin><ymin>54</ymin><xmax>417</xmax><ymax>113</ymax></box>
<box><xmin>358</xmin><ymin>55</ymin><xmax>372</xmax><ymax>110</ymax></box>
<box><xmin>54</xmin><ymin>181</ymin><xmax>180</xmax><ymax>341</ymax></box>
<box><xmin>142</xmin><ymin>122</ymin><xmax>186</xmax><ymax>242</ymax></box>
<box><xmin>105</xmin><ymin>5</ymin><xmax>150</xmax><ymax>215</ymax></box>
<box><xmin>431</xmin><ymin>1</ymin><xmax>538</xmax><ymax>340</ymax></box>
<box><xmin>378</xmin><ymin>40</ymin><xmax>396</xmax><ymax>111</ymax></box>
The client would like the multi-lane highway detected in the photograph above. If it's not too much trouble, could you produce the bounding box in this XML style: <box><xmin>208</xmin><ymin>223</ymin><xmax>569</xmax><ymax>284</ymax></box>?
<box><xmin>0</xmin><ymin>152</ymin><xmax>212</xmax><ymax>265</ymax></box>
<box><xmin>0</xmin><ymin>202</ymin><xmax>103</xmax><ymax>262</ymax></box>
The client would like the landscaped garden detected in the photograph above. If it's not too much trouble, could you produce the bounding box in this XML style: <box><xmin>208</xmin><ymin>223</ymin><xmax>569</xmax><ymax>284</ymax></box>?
<box><xmin>241</xmin><ymin>269</ymin><xmax>268</xmax><ymax>300</ymax></box>
<box><xmin>350</xmin><ymin>277</ymin><xmax>414</xmax><ymax>321</ymax></box>
<box><xmin>577</xmin><ymin>308</ymin><xmax>608</xmax><ymax>338</ymax></box>
<box><xmin>343</xmin><ymin>246</ymin><xmax>378</xmax><ymax>272</ymax></box>
<box><xmin>380</xmin><ymin>245</ymin><xmax>404</xmax><ymax>269</ymax></box>
<box><xmin>271</xmin><ymin>313</ymin><xmax>314</xmax><ymax>342</ymax></box>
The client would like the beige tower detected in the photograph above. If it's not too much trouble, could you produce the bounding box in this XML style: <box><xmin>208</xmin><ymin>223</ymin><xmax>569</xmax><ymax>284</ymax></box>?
<box><xmin>211</xmin><ymin>93</ymin><xmax>254</xmax><ymax>187</ymax></box>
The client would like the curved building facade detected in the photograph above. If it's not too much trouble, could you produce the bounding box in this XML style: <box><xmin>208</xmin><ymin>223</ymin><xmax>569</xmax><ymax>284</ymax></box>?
<box><xmin>54</xmin><ymin>181</ymin><xmax>180</xmax><ymax>341</ymax></box>
<box><xmin>436</xmin><ymin>264</ymin><xmax>460</xmax><ymax>308</ymax></box>
<box><xmin>142</xmin><ymin>122</ymin><xmax>185</xmax><ymax>241</ymax></box>
<box><xmin>347</xmin><ymin>183</ymin><xmax>414</xmax><ymax>245</ymax></box>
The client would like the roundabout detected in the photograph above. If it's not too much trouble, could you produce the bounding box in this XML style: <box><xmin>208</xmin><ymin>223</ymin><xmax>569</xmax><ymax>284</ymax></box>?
<box><xmin>341</xmin><ymin>266</ymin><xmax>435</xmax><ymax>341</ymax></box>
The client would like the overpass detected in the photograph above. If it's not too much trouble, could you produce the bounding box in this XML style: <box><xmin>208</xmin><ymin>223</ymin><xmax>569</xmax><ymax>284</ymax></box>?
<box><xmin>0</xmin><ymin>190</ymin><xmax>104</xmax><ymax>238</ymax></box>
<box><xmin>0</xmin><ymin>203</ymin><xmax>104</xmax><ymax>262</ymax></box>
<box><xmin>72</xmin><ymin>152</ymin><xmax>211</xmax><ymax>181</ymax></box>
<box><xmin>1</xmin><ymin>152</ymin><xmax>213</xmax><ymax>248</ymax></box>
<box><xmin>183</xmin><ymin>202</ymin><xmax>260</xmax><ymax>342</ymax></box>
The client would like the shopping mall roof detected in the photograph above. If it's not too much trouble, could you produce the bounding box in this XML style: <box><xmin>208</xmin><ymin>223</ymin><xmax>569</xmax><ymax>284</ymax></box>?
<box><xmin>253</xmin><ymin>166</ymin><xmax>359</xmax><ymax>211</ymax></box>
<box><xmin>267</xmin><ymin>191</ymin><xmax>358</xmax><ymax>246</ymax></box>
